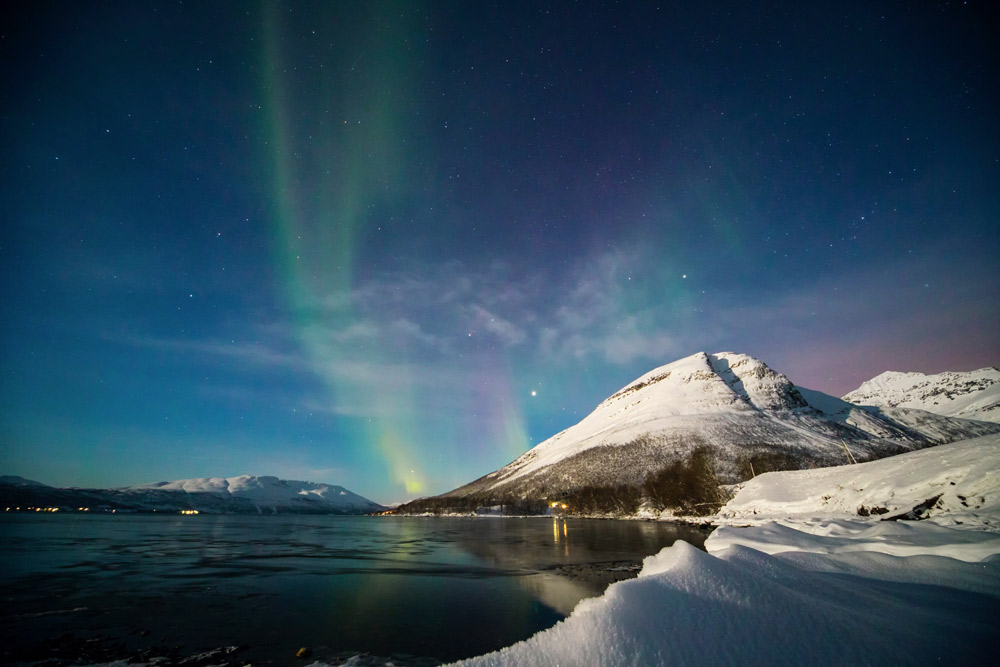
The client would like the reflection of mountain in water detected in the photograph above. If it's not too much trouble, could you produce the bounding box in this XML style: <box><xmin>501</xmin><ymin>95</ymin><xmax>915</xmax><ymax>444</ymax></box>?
<box><xmin>520</xmin><ymin>571</ymin><xmax>594</xmax><ymax>616</ymax></box>
<box><xmin>452</xmin><ymin>518</ymin><xmax>709</xmax><ymax>615</ymax></box>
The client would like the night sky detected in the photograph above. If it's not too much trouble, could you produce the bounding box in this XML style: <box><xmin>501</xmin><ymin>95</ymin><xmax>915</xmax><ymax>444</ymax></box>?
<box><xmin>2</xmin><ymin>1</ymin><xmax>997</xmax><ymax>503</ymax></box>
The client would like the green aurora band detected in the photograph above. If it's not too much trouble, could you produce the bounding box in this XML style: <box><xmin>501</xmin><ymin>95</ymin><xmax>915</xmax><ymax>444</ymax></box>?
<box><xmin>258</xmin><ymin>3</ymin><xmax>529</xmax><ymax>496</ymax></box>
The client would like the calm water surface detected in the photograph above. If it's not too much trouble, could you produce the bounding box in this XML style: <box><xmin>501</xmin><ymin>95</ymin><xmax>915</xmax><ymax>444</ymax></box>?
<box><xmin>0</xmin><ymin>514</ymin><xmax>708</xmax><ymax>665</ymax></box>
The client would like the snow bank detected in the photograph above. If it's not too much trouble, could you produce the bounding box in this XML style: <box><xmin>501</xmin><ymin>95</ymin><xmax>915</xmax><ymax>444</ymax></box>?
<box><xmin>717</xmin><ymin>434</ymin><xmax>1000</xmax><ymax>528</ymax></box>
<box><xmin>449</xmin><ymin>526</ymin><xmax>999</xmax><ymax>666</ymax></box>
<box><xmin>707</xmin><ymin>518</ymin><xmax>1000</xmax><ymax>562</ymax></box>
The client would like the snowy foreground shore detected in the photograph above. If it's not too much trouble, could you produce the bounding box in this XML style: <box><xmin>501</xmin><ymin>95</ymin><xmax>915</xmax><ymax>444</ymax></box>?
<box><xmin>371</xmin><ymin>435</ymin><xmax>1000</xmax><ymax>667</ymax></box>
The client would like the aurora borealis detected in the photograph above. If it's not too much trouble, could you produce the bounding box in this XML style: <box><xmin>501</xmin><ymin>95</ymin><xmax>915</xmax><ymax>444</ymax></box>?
<box><xmin>2</xmin><ymin>1</ymin><xmax>997</xmax><ymax>503</ymax></box>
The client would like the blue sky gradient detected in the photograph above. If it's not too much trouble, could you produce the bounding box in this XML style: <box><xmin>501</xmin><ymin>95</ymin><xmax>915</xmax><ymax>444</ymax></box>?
<box><xmin>2</xmin><ymin>1</ymin><xmax>997</xmax><ymax>503</ymax></box>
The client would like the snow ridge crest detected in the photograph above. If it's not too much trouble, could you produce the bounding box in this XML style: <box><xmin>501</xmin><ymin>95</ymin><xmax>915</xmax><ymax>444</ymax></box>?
<box><xmin>598</xmin><ymin>351</ymin><xmax>806</xmax><ymax>414</ymax></box>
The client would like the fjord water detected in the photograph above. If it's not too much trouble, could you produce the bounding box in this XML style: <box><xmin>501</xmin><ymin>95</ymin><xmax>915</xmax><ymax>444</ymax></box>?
<box><xmin>0</xmin><ymin>514</ymin><xmax>707</xmax><ymax>665</ymax></box>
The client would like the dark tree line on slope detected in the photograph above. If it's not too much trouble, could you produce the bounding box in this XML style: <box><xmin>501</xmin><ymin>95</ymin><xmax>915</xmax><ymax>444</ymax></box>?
<box><xmin>557</xmin><ymin>445</ymin><xmax>804</xmax><ymax>516</ymax></box>
<box><xmin>642</xmin><ymin>446</ymin><xmax>727</xmax><ymax>516</ymax></box>
<box><xmin>393</xmin><ymin>494</ymin><xmax>549</xmax><ymax>515</ymax></box>
<box><xmin>561</xmin><ymin>483</ymin><xmax>643</xmax><ymax>515</ymax></box>
<box><xmin>395</xmin><ymin>446</ymin><xmax>797</xmax><ymax>517</ymax></box>
<box><xmin>735</xmin><ymin>449</ymin><xmax>802</xmax><ymax>480</ymax></box>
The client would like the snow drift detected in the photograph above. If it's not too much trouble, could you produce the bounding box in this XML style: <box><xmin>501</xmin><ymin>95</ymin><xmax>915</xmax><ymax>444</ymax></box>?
<box><xmin>449</xmin><ymin>527</ymin><xmax>999</xmax><ymax>666</ymax></box>
<box><xmin>717</xmin><ymin>434</ymin><xmax>1000</xmax><ymax>528</ymax></box>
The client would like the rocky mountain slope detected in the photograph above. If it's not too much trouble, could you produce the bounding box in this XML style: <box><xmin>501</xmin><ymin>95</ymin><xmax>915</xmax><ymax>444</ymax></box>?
<box><xmin>424</xmin><ymin>352</ymin><xmax>999</xmax><ymax>510</ymax></box>
<box><xmin>842</xmin><ymin>367</ymin><xmax>1000</xmax><ymax>423</ymax></box>
<box><xmin>0</xmin><ymin>474</ymin><xmax>385</xmax><ymax>514</ymax></box>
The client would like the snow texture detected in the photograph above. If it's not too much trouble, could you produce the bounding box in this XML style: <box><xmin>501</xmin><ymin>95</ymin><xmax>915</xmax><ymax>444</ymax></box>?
<box><xmin>843</xmin><ymin>367</ymin><xmax>1000</xmax><ymax>423</ymax></box>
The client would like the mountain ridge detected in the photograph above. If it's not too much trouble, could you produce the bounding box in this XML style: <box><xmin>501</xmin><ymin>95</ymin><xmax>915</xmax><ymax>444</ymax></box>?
<box><xmin>842</xmin><ymin>367</ymin><xmax>1000</xmax><ymax>423</ymax></box>
<box><xmin>0</xmin><ymin>474</ymin><xmax>385</xmax><ymax>515</ymax></box>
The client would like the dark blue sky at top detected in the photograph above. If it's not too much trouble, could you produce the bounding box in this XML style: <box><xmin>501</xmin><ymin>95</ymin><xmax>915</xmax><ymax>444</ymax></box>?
<box><xmin>2</xmin><ymin>1</ymin><xmax>997</xmax><ymax>503</ymax></box>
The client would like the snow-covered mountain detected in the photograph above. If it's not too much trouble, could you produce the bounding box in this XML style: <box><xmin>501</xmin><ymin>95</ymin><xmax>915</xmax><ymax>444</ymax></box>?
<box><xmin>432</xmin><ymin>352</ymin><xmax>999</xmax><ymax>506</ymax></box>
<box><xmin>0</xmin><ymin>474</ymin><xmax>385</xmax><ymax>514</ymax></box>
<box><xmin>119</xmin><ymin>475</ymin><xmax>385</xmax><ymax>514</ymax></box>
<box><xmin>842</xmin><ymin>367</ymin><xmax>1000</xmax><ymax>423</ymax></box>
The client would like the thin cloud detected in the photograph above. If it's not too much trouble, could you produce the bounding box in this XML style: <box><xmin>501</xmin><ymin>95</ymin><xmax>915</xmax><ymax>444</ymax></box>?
<box><xmin>469</xmin><ymin>305</ymin><xmax>527</xmax><ymax>346</ymax></box>
<box><xmin>115</xmin><ymin>334</ymin><xmax>308</xmax><ymax>370</ymax></box>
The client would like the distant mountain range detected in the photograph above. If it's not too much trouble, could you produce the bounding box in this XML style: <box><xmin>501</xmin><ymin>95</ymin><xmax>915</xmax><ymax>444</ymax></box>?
<box><xmin>401</xmin><ymin>352</ymin><xmax>1000</xmax><ymax>515</ymax></box>
<box><xmin>0</xmin><ymin>474</ymin><xmax>386</xmax><ymax>515</ymax></box>
<box><xmin>843</xmin><ymin>367</ymin><xmax>1000</xmax><ymax>423</ymax></box>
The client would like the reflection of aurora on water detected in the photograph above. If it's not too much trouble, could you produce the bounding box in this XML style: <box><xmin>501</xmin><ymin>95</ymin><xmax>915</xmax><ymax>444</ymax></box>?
<box><xmin>257</xmin><ymin>4</ymin><xmax>531</xmax><ymax>497</ymax></box>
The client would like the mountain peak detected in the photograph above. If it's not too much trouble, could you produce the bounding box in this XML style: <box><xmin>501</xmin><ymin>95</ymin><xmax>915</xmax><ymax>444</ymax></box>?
<box><xmin>600</xmin><ymin>351</ymin><xmax>805</xmax><ymax>415</ymax></box>
<box><xmin>707</xmin><ymin>352</ymin><xmax>808</xmax><ymax>411</ymax></box>
<box><xmin>0</xmin><ymin>475</ymin><xmax>49</xmax><ymax>488</ymax></box>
